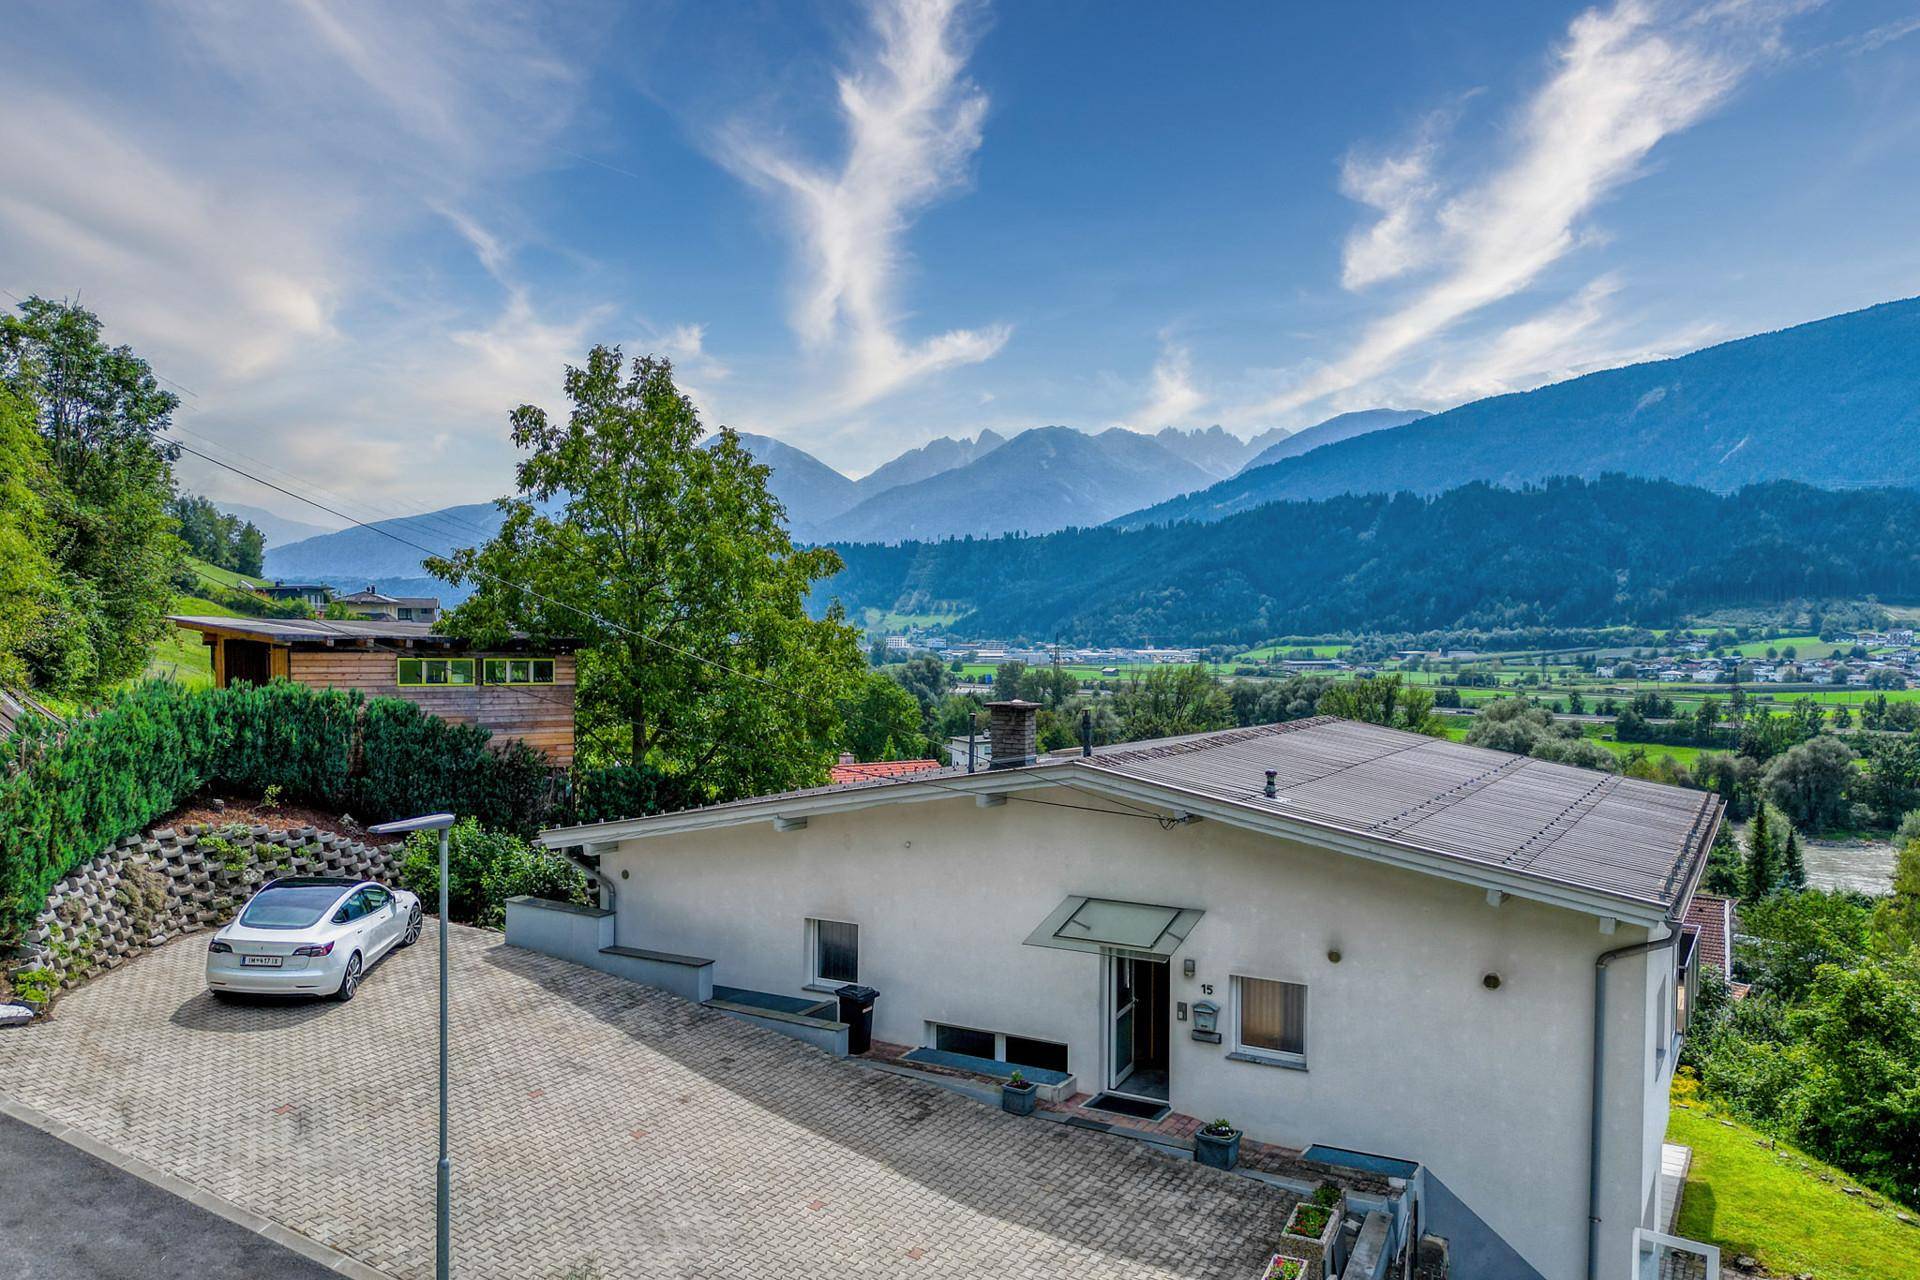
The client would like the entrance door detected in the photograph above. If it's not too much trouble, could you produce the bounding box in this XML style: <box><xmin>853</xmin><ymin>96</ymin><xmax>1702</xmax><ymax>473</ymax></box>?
<box><xmin>1108</xmin><ymin>955</ymin><xmax>1170</xmax><ymax>1101</ymax></box>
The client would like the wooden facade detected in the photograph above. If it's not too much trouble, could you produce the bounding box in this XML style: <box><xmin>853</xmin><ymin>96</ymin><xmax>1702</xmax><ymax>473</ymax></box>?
<box><xmin>171</xmin><ymin>616</ymin><xmax>579</xmax><ymax>766</ymax></box>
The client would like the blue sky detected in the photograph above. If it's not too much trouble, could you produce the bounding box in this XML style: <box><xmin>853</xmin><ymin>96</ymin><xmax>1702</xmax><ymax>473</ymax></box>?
<box><xmin>4</xmin><ymin>0</ymin><xmax>1918</xmax><ymax>522</ymax></box>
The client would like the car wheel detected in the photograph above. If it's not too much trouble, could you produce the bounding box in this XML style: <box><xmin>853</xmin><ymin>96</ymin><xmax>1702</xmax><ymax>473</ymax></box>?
<box><xmin>335</xmin><ymin>951</ymin><xmax>363</xmax><ymax>1002</ymax></box>
<box><xmin>401</xmin><ymin>905</ymin><xmax>423</xmax><ymax>947</ymax></box>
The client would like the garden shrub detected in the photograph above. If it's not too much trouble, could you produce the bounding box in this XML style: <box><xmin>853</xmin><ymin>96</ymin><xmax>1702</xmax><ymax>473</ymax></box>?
<box><xmin>398</xmin><ymin>817</ymin><xmax>585</xmax><ymax>928</ymax></box>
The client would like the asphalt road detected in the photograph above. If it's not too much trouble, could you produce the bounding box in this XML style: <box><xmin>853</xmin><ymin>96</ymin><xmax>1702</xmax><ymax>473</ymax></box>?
<box><xmin>0</xmin><ymin>1110</ymin><xmax>343</xmax><ymax>1280</ymax></box>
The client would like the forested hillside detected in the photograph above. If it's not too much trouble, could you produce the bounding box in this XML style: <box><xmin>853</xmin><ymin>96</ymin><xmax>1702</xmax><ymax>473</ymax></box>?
<box><xmin>819</xmin><ymin>476</ymin><xmax>1920</xmax><ymax>644</ymax></box>
<box><xmin>1118</xmin><ymin>296</ymin><xmax>1920</xmax><ymax>527</ymax></box>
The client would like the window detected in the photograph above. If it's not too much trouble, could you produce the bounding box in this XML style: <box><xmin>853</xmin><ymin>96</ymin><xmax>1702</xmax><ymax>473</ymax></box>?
<box><xmin>809</xmin><ymin>918</ymin><xmax>858</xmax><ymax>988</ymax></box>
<box><xmin>928</xmin><ymin>1025</ymin><xmax>1069</xmax><ymax>1072</ymax></box>
<box><xmin>396</xmin><ymin>657</ymin><xmax>474</xmax><ymax>687</ymax></box>
<box><xmin>397</xmin><ymin>608</ymin><xmax>413</xmax><ymax>621</ymax></box>
<box><xmin>240</xmin><ymin>884</ymin><xmax>348</xmax><ymax>930</ymax></box>
<box><xmin>332</xmin><ymin>889</ymin><xmax>371</xmax><ymax>924</ymax></box>
<box><xmin>483</xmin><ymin>657</ymin><xmax>556</xmax><ymax>685</ymax></box>
<box><xmin>1005</xmin><ymin>1035</ymin><xmax>1069</xmax><ymax>1074</ymax></box>
<box><xmin>934</xmin><ymin>1024</ymin><xmax>995</xmax><ymax>1058</ymax></box>
<box><xmin>363</xmin><ymin>886</ymin><xmax>391</xmax><ymax>912</ymax></box>
<box><xmin>1234</xmin><ymin>975</ymin><xmax>1307</xmax><ymax>1064</ymax></box>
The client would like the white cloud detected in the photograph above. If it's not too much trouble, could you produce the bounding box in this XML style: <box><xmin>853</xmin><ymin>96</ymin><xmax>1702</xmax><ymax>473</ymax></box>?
<box><xmin>1338</xmin><ymin>109</ymin><xmax>1454</xmax><ymax>290</ymax></box>
<box><xmin>1124</xmin><ymin>336</ymin><xmax>1209</xmax><ymax>429</ymax></box>
<box><xmin>720</xmin><ymin>0</ymin><xmax>1009</xmax><ymax>413</ymax></box>
<box><xmin>0</xmin><ymin>0</ymin><xmax>705</xmax><ymax>517</ymax></box>
<box><xmin>1414</xmin><ymin>274</ymin><xmax>1625</xmax><ymax>402</ymax></box>
<box><xmin>1238</xmin><ymin>0</ymin><xmax>1799</xmax><ymax>422</ymax></box>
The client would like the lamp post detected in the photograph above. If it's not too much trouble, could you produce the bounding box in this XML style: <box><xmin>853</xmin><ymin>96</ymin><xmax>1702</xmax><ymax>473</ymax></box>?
<box><xmin>369</xmin><ymin>811</ymin><xmax>457</xmax><ymax>1280</ymax></box>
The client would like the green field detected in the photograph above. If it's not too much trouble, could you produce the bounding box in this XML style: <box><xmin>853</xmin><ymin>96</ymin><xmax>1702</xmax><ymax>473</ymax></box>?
<box><xmin>1234</xmin><ymin>641</ymin><xmax>1347</xmax><ymax>660</ymax></box>
<box><xmin>1669</xmin><ymin>1100</ymin><xmax>1919</xmax><ymax>1280</ymax></box>
<box><xmin>183</xmin><ymin>558</ymin><xmax>271</xmax><ymax>591</ymax></box>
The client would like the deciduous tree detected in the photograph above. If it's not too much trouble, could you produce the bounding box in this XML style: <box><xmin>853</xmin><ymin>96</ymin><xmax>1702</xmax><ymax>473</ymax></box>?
<box><xmin>429</xmin><ymin>348</ymin><xmax>864</xmax><ymax>800</ymax></box>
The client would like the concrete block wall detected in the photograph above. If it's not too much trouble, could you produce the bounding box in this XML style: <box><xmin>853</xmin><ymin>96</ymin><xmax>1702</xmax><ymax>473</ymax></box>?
<box><xmin>23</xmin><ymin>822</ymin><xmax>402</xmax><ymax>991</ymax></box>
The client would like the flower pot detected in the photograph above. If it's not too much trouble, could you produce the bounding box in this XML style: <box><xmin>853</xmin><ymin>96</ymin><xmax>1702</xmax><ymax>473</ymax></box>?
<box><xmin>1258</xmin><ymin>1254</ymin><xmax>1305</xmax><ymax>1280</ymax></box>
<box><xmin>1278</xmin><ymin>1196</ymin><xmax>1343</xmax><ymax>1279</ymax></box>
<box><xmin>1194</xmin><ymin>1127</ymin><xmax>1241</xmax><ymax>1170</ymax></box>
<box><xmin>1001</xmin><ymin>1080</ymin><xmax>1038</xmax><ymax>1116</ymax></box>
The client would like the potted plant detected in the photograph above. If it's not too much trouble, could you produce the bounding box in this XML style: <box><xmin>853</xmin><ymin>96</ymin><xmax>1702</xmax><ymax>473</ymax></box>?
<box><xmin>1001</xmin><ymin>1069</ymin><xmax>1038</xmax><ymax>1116</ymax></box>
<box><xmin>1194</xmin><ymin>1117</ymin><xmax>1241</xmax><ymax>1170</ymax></box>
<box><xmin>1258</xmin><ymin>1256</ymin><xmax>1304</xmax><ymax>1280</ymax></box>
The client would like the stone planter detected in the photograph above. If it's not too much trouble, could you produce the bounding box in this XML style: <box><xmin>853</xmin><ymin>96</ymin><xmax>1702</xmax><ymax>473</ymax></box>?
<box><xmin>1276</xmin><ymin>1196</ymin><xmax>1344</xmax><ymax>1280</ymax></box>
<box><xmin>1000</xmin><ymin>1079</ymin><xmax>1038</xmax><ymax>1116</ymax></box>
<box><xmin>1194</xmin><ymin>1125</ymin><xmax>1242</xmax><ymax>1170</ymax></box>
<box><xmin>1257</xmin><ymin>1254</ymin><xmax>1306</xmax><ymax>1280</ymax></box>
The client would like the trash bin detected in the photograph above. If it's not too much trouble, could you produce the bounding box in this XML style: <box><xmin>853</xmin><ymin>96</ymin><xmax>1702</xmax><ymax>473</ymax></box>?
<box><xmin>835</xmin><ymin>983</ymin><xmax>879</xmax><ymax>1054</ymax></box>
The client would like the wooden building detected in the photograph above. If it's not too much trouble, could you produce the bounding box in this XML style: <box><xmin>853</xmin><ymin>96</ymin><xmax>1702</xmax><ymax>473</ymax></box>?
<box><xmin>168</xmin><ymin>616</ymin><xmax>579</xmax><ymax>766</ymax></box>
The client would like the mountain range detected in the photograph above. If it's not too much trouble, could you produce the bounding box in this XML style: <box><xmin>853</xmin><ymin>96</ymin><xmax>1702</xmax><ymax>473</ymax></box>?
<box><xmin>257</xmin><ymin>294</ymin><xmax>1920</xmax><ymax>603</ymax></box>
<box><xmin>820</xmin><ymin>476</ymin><xmax>1920</xmax><ymax>644</ymax></box>
<box><xmin>222</xmin><ymin>502</ymin><xmax>337</xmax><ymax>550</ymax></box>
<box><xmin>1117</xmin><ymin>296</ymin><xmax>1920</xmax><ymax>528</ymax></box>
<box><xmin>810</xmin><ymin>426</ymin><xmax>1219</xmax><ymax>543</ymax></box>
<box><xmin>1236</xmin><ymin>408</ymin><xmax>1429</xmax><ymax>471</ymax></box>
<box><xmin>262</xmin><ymin>420</ymin><xmax>1308</xmax><ymax>575</ymax></box>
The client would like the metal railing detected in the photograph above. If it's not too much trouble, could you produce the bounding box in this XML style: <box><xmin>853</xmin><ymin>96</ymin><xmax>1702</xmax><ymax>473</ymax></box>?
<box><xmin>1634</xmin><ymin>1227</ymin><xmax>1719</xmax><ymax>1280</ymax></box>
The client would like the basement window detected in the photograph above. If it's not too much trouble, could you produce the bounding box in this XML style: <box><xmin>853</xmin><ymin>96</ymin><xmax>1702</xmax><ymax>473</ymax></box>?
<box><xmin>396</xmin><ymin>657</ymin><xmax>474</xmax><ymax>687</ymax></box>
<box><xmin>929</xmin><ymin>1024</ymin><xmax>1070</xmax><ymax>1073</ymax></box>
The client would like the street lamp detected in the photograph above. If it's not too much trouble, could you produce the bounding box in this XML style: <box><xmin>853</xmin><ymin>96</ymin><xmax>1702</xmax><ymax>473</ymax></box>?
<box><xmin>369</xmin><ymin>811</ymin><xmax>457</xmax><ymax>1280</ymax></box>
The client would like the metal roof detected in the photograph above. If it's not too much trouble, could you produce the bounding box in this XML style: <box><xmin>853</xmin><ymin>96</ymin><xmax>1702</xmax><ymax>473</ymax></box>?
<box><xmin>167</xmin><ymin>616</ymin><xmax>573</xmax><ymax>650</ymax></box>
<box><xmin>1081</xmin><ymin>717</ymin><xmax>1717</xmax><ymax>913</ymax></box>
<box><xmin>542</xmin><ymin>716</ymin><xmax>1719</xmax><ymax>918</ymax></box>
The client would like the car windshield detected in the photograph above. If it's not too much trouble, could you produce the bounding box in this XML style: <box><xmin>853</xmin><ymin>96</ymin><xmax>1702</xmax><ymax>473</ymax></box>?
<box><xmin>238</xmin><ymin>885</ymin><xmax>349</xmax><ymax>930</ymax></box>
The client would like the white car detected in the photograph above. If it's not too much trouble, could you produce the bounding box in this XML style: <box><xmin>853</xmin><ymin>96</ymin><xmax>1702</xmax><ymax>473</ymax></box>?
<box><xmin>207</xmin><ymin>877</ymin><xmax>422</xmax><ymax>1001</ymax></box>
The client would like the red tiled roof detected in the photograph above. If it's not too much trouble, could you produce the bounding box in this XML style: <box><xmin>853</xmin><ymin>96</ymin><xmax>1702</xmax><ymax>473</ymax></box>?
<box><xmin>1683</xmin><ymin>892</ymin><xmax>1736</xmax><ymax>974</ymax></box>
<box><xmin>828</xmin><ymin>759</ymin><xmax>943</xmax><ymax>785</ymax></box>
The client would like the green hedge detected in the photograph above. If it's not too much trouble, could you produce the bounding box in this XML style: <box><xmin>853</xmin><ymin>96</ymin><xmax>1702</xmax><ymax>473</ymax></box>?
<box><xmin>0</xmin><ymin>679</ymin><xmax>558</xmax><ymax>942</ymax></box>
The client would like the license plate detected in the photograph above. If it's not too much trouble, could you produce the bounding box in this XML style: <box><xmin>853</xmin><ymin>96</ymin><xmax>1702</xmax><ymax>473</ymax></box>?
<box><xmin>241</xmin><ymin>955</ymin><xmax>283</xmax><ymax>968</ymax></box>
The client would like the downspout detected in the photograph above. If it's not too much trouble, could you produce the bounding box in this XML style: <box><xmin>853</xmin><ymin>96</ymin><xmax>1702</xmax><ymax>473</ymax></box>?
<box><xmin>1586</xmin><ymin>922</ymin><xmax>1678</xmax><ymax>1280</ymax></box>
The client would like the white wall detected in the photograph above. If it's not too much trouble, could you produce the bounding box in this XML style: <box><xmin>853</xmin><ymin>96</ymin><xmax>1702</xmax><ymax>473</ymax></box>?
<box><xmin>599</xmin><ymin>787</ymin><xmax>1664</xmax><ymax>1279</ymax></box>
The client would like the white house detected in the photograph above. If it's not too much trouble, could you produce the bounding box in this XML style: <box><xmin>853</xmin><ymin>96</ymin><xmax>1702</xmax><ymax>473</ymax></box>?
<box><xmin>531</xmin><ymin>703</ymin><xmax>1721</xmax><ymax>1280</ymax></box>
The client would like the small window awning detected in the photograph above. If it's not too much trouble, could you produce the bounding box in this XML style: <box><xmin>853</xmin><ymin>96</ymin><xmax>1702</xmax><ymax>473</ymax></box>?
<box><xmin>1023</xmin><ymin>895</ymin><xmax>1204</xmax><ymax>961</ymax></box>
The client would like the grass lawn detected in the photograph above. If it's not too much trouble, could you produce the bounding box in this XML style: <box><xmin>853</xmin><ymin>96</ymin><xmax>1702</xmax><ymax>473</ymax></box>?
<box><xmin>1668</xmin><ymin>1102</ymin><xmax>1920</xmax><ymax>1280</ymax></box>
<box><xmin>183</xmin><ymin>556</ymin><xmax>270</xmax><ymax>591</ymax></box>
<box><xmin>138</xmin><ymin>589</ymin><xmax>242</xmax><ymax>688</ymax></box>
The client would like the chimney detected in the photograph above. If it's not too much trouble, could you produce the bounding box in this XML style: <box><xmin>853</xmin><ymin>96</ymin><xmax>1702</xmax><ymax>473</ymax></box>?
<box><xmin>1264</xmin><ymin>769</ymin><xmax>1278</xmax><ymax>798</ymax></box>
<box><xmin>838</xmin><ymin>752</ymin><xmax>856</xmax><ymax>765</ymax></box>
<box><xmin>985</xmin><ymin>699</ymin><xmax>1039</xmax><ymax>770</ymax></box>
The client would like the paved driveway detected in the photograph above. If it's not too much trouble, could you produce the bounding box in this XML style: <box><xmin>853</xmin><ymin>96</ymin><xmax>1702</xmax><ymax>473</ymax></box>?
<box><xmin>0</xmin><ymin>926</ymin><xmax>1294</xmax><ymax>1279</ymax></box>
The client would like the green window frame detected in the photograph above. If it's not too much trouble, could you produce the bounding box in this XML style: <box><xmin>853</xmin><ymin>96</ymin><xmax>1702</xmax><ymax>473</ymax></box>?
<box><xmin>396</xmin><ymin>657</ymin><xmax>474</xmax><ymax>687</ymax></box>
<box><xmin>482</xmin><ymin>657</ymin><xmax>555</xmax><ymax>685</ymax></box>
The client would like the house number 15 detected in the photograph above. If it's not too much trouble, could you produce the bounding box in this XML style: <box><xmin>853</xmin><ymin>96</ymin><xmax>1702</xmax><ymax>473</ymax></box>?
<box><xmin>1200</xmin><ymin>984</ymin><xmax>1214</xmax><ymax>995</ymax></box>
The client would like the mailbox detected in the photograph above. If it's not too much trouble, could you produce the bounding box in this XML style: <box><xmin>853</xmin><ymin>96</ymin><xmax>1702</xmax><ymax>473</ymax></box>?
<box><xmin>1191</xmin><ymin>999</ymin><xmax>1221</xmax><ymax>1044</ymax></box>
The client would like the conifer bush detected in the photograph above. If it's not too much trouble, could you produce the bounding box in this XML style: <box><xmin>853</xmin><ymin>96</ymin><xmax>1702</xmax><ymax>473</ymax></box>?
<box><xmin>0</xmin><ymin>679</ymin><xmax>560</xmax><ymax>941</ymax></box>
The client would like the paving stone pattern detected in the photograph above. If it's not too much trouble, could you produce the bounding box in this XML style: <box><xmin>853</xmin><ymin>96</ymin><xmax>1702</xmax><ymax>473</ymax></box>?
<box><xmin>0</xmin><ymin>927</ymin><xmax>1296</xmax><ymax>1279</ymax></box>
<box><xmin>23</xmin><ymin>823</ymin><xmax>401</xmax><ymax>991</ymax></box>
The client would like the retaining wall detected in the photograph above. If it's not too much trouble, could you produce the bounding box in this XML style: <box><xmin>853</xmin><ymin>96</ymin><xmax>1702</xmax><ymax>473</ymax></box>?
<box><xmin>21</xmin><ymin>822</ymin><xmax>402</xmax><ymax>991</ymax></box>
